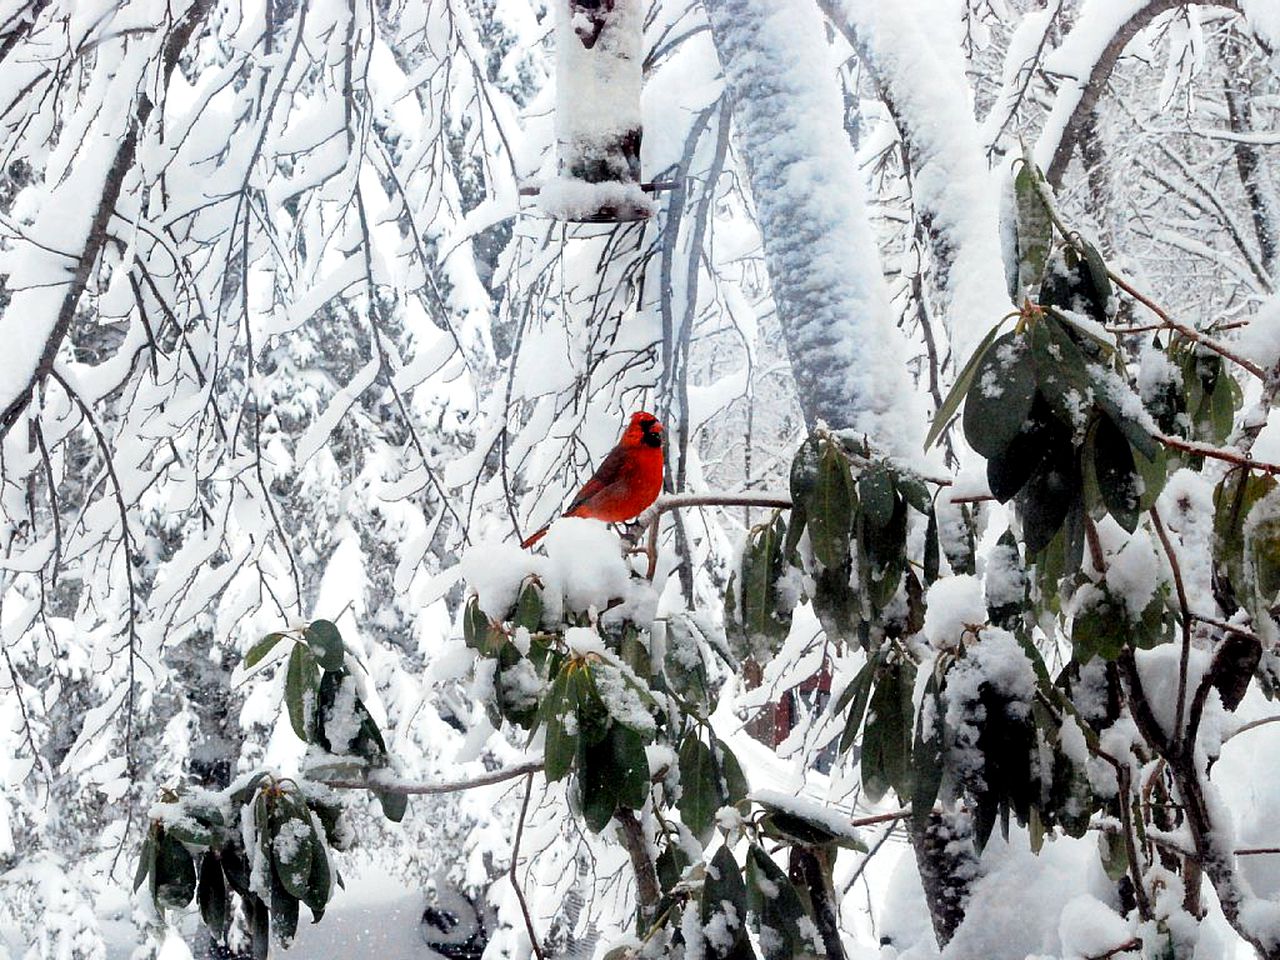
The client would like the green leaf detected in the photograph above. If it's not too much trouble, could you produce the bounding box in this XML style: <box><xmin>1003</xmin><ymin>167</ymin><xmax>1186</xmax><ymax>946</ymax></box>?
<box><xmin>134</xmin><ymin>828</ymin><xmax>157</xmax><ymax>893</ymax></box>
<box><xmin>269</xmin><ymin>795</ymin><xmax>314</xmax><ymax>902</ymax></box>
<box><xmin>303</xmin><ymin>819</ymin><xmax>332</xmax><ymax>920</ymax></box>
<box><xmin>745</xmin><ymin>845</ymin><xmax>807</xmax><ymax>960</ymax></box>
<box><xmin>1092</xmin><ymin>415</ymin><xmax>1140</xmax><ymax>533</ymax></box>
<box><xmin>285</xmin><ymin>643</ymin><xmax>319</xmax><ymax>743</ymax></box>
<box><xmin>664</xmin><ymin>613</ymin><xmax>712</xmax><ymax>709</ymax></box>
<box><xmin>463</xmin><ymin>596</ymin><xmax>489</xmax><ymax>650</ymax></box>
<box><xmin>574</xmin><ymin>666</ymin><xmax>611</xmax><ymax>746</ymax></box>
<box><xmin>1013</xmin><ymin>161</ymin><xmax>1053</xmax><ymax>295</ymax></box>
<box><xmin>912</xmin><ymin>672</ymin><xmax>944</xmax><ymax>835</ymax></box>
<box><xmin>1210</xmin><ymin>371</ymin><xmax>1237</xmax><ymax>443</ymax></box>
<box><xmin>220</xmin><ymin>844</ymin><xmax>252</xmax><ymax>898</ymax></box>
<box><xmin>835</xmin><ymin>653</ymin><xmax>881</xmax><ymax>754</ymax></box>
<box><xmin>514</xmin><ymin>579</ymin><xmax>543</xmax><ymax>631</ymax></box>
<box><xmin>1134</xmin><ymin>442</ymin><xmax>1168</xmax><ymax>513</ymax></box>
<box><xmin>897</xmin><ymin>474</ymin><xmax>932</xmax><ymax>515</ymax></box>
<box><xmin>198</xmin><ymin>853</ymin><xmax>230</xmax><ymax>940</ymax></box>
<box><xmin>806</xmin><ymin>441</ymin><xmax>855</xmax><ymax>569</ymax></box>
<box><xmin>737</xmin><ymin>515</ymin><xmax>791</xmax><ymax>661</ymax></box>
<box><xmin>540</xmin><ymin>666</ymin><xmax>577</xmax><ymax>782</ymax></box>
<box><xmin>1073</xmin><ymin>589</ymin><xmax>1128</xmax><ymax>662</ymax></box>
<box><xmin>717</xmin><ymin>740</ymin><xmax>749</xmax><ymax>807</ymax></box>
<box><xmin>1214</xmin><ymin>470</ymin><xmax>1276</xmax><ymax>593</ymax></box>
<box><xmin>858</xmin><ymin>464</ymin><xmax>897</xmax><ymax>531</ymax></box>
<box><xmin>612</xmin><ymin>723</ymin><xmax>652</xmax><ymax>811</ymax></box>
<box><xmin>270</xmin><ymin>864</ymin><xmax>300</xmax><ymax>946</ymax></box>
<box><xmin>1032</xmin><ymin>317</ymin><xmax>1093</xmax><ymax>430</ymax></box>
<box><xmin>925</xmin><ymin>320</ymin><xmax>1009</xmax><ymax>451</ymax></box>
<box><xmin>702</xmin><ymin>846</ymin><xmax>749</xmax><ymax>959</ymax></box>
<box><xmin>249</xmin><ymin>895</ymin><xmax>270</xmax><ymax>960</ymax></box>
<box><xmin>757</xmin><ymin>803</ymin><xmax>866</xmax><ymax>852</ymax></box>
<box><xmin>677</xmin><ymin>733</ymin><xmax>718</xmax><ymax>843</ymax></box>
<box><xmin>1016</xmin><ymin>429</ymin><xmax>1079</xmax><ymax>556</ymax></box>
<box><xmin>304</xmin><ymin>620</ymin><xmax>345</xmax><ymax>672</ymax></box>
<box><xmin>245</xmin><ymin>632</ymin><xmax>290</xmax><ymax>670</ymax></box>
<box><xmin>861</xmin><ymin>658</ymin><xmax>915</xmax><ymax>803</ymax></box>
<box><xmin>657</xmin><ymin>843</ymin><xmax>691</xmax><ymax>894</ymax></box>
<box><xmin>986</xmin><ymin>406</ymin><xmax>1051</xmax><ymax>504</ymax></box>
<box><xmin>924</xmin><ymin>508</ymin><xmax>940</xmax><ymax>586</ymax></box>
<box><xmin>1089</xmin><ymin>369</ymin><xmax>1160</xmax><ymax>461</ymax></box>
<box><xmin>374</xmin><ymin>789</ymin><xmax>408</xmax><ymax>823</ymax></box>
<box><xmin>1078</xmin><ymin>238</ymin><xmax>1114</xmax><ymax>317</ymax></box>
<box><xmin>963</xmin><ymin>333</ymin><xmax>1037</xmax><ymax>459</ymax></box>
<box><xmin>154</xmin><ymin>830</ymin><xmax>197</xmax><ymax>909</ymax></box>
<box><xmin>577</xmin><ymin>725</ymin><xmax>619</xmax><ymax>833</ymax></box>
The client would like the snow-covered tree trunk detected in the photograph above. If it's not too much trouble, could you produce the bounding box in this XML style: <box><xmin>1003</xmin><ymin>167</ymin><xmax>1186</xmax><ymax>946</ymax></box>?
<box><xmin>545</xmin><ymin>0</ymin><xmax>653</xmax><ymax>221</ymax></box>
<box><xmin>703</xmin><ymin>0</ymin><xmax>920</xmax><ymax>449</ymax></box>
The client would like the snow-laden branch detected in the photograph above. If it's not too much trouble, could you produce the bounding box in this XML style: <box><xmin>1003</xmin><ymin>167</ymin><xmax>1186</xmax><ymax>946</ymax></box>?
<box><xmin>703</xmin><ymin>0</ymin><xmax>924</xmax><ymax>451</ymax></box>
<box><xmin>819</xmin><ymin>0</ymin><xmax>1009</xmax><ymax>359</ymax></box>
<box><xmin>312</xmin><ymin>759</ymin><xmax>544</xmax><ymax>795</ymax></box>
<box><xmin>1034</xmin><ymin>0</ymin><xmax>1243</xmax><ymax>188</ymax></box>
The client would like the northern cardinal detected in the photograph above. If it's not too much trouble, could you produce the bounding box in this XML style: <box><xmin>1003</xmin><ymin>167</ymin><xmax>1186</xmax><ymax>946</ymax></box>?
<box><xmin>521</xmin><ymin>411</ymin><xmax>664</xmax><ymax>549</ymax></box>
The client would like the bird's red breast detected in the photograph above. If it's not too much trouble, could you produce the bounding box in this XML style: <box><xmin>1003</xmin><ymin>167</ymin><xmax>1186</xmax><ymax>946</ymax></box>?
<box><xmin>522</xmin><ymin>411</ymin><xmax>665</xmax><ymax>548</ymax></box>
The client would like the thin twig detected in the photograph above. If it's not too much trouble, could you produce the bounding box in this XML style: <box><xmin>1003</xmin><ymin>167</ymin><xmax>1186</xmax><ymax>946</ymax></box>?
<box><xmin>318</xmin><ymin>759</ymin><xmax>544</xmax><ymax>795</ymax></box>
<box><xmin>511</xmin><ymin>772</ymin><xmax>547</xmax><ymax>960</ymax></box>
<box><xmin>1153</xmin><ymin>432</ymin><xmax>1280</xmax><ymax>474</ymax></box>
<box><xmin>1106</xmin><ymin>270</ymin><xmax>1266</xmax><ymax>380</ymax></box>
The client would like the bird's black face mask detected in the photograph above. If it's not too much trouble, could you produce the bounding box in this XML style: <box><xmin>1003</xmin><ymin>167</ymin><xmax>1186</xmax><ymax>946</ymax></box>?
<box><xmin>642</xmin><ymin>424</ymin><xmax>663</xmax><ymax>448</ymax></box>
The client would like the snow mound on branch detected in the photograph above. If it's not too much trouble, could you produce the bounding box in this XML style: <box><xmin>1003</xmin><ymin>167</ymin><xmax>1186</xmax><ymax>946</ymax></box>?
<box><xmin>1238</xmin><ymin>294</ymin><xmax>1280</xmax><ymax>373</ymax></box>
<box><xmin>1104</xmin><ymin>529</ymin><xmax>1161</xmax><ymax>619</ymax></box>
<box><xmin>1057</xmin><ymin>894</ymin><xmax>1132</xmax><ymax>960</ymax></box>
<box><xmin>460</xmin><ymin>541</ymin><xmax>543</xmax><ymax>620</ymax></box>
<box><xmin>460</xmin><ymin>519</ymin><xmax>639</xmax><ymax>625</ymax></box>
<box><xmin>543</xmin><ymin>518</ymin><xmax>633</xmax><ymax>612</ymax></box>
<box><xmin>942</xmin><ymin>831</ymin><xmax>1111</xmax><ymax>959</ymax></box>
<box><xmin>923</xmin><ymin>574</ymin><xmax>986</xmax><ymax>650</ymax></box>
<box><xmin>537</xmin><ymin>177</ymin><xmax>654</xmax><ymax>220</ymax></box>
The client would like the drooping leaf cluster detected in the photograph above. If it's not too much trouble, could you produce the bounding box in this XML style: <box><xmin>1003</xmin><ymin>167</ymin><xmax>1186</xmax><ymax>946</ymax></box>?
<box><xmin>135</xmin><ymin>621</ymin><xmax>400</xmax><ymax>954</ymax></box>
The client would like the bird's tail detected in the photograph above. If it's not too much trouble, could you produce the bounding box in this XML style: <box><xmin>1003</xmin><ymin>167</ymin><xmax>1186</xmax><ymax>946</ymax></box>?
<box><xmin>520</xmin><ymin>525</ymin><xmax>549</xmax><ymax>549</ymax></box>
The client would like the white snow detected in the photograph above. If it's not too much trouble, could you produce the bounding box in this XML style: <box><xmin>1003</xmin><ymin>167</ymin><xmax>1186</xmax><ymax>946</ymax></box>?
<box><xmin>923</xmin><ymin>575</ymin><xmax>987</xmax><ymax>650</ymax></box>
<box><xmin>1057</xmin><ymin>894</ymin><xmax>1133</xmax><ymax>960</ymax></box>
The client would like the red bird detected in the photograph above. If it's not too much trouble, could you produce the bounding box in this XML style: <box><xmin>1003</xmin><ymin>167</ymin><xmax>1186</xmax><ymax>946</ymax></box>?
<box><xmin>521</xmin><ymin>411</ymin><xmax>665</xmax><ymax>549</ymax></box>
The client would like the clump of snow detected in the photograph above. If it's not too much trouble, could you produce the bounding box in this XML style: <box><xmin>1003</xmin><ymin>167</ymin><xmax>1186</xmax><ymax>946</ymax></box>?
<box><xmin>553</xmin><ymin>0</ymin><xmax>642</xmax><ymax>171</ymax></box>
<box><xmin>564</xmin><ymin>626</ymin><xmax>608</xmax><ymax>657</ymax></box>
<box><xmin>1137</xmin><ymin>342</ymin><xmax>1183</xmax><ymax>406</ymax></box>
<box><xmin>324</xmin><ymin>675</ymin><xmax>363</xmax><ymax>754</ymax></box>
<box><xmin>924</xmin><ymin>575</ymin><xmax>987</xmax><ymax>649</ymax></box>
<box><xmin>1236</xmin><ymin>295</ymin><xmax>1280</xmax><ymax>373</ymax></box>
<box><xmin>499</xmin><ymin>658</ymin><xmax>543</xmax><ymax>713</ymax></box>
<box><xmin>984</xmin><ymin>538</ymin><xmax>1026</xmax><ymax>611</ymax></box>
<box><xmin>703</xmin><ymin>901</ymin><xmax>741</xmax><ymax>953</ymax></box>
<box><xmin>1057</xmin><ymin>894</ymin><xmax>1132</xmax><ymax>960</ymax></box>
<box><xmin>592</xmin><ymin>661</ymin><xmax>655</xmax><ymax>734</ymax></box>
<box><xmin>943</xmin><ymin>628</ymin><xmax>1037</xmax><ymax>784</ymax></box>
<box><xmin>459</xmin><ymin>541</ymin><xmax>542</xmax><ymax>620</ymax></box>
<box><xmin>1132</xmin><ymin>644</ymin><xmax>1212</xmax><ymax>740</ymax></box>
<box><xmin>460</xmin><ymin>520</ymin><xmax>636</xmax><ymax>633</ymax></box>
<box><xmin>543</xmin><ymin>518</ymin><xmax>633</xmax><ymax>614</ymax></box>
<box><xmin>714</xmin><ymin>806</ymin><xmax>744</xmax><ymax>834</ymax></box>
<box><xmin>1104</xmin><ymin>530</ymin><xmax>1161</xmax><ymax>619</ymax></box>
<box><xmin>646</xmin><ymin>743</ymin><xmax>676</xmax><ymax>780</ymax></box>
<box><xmin>537</xmin><ymin>177</ymin><xmax>654</xmax><ymax>221</ymax></box>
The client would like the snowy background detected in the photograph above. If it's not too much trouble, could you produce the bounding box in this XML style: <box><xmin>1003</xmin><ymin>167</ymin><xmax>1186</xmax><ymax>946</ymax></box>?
<box><xmin>0</xmin><ymin>1</ymin><xmax>1279</xmax><ymax>959</ymax></box>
